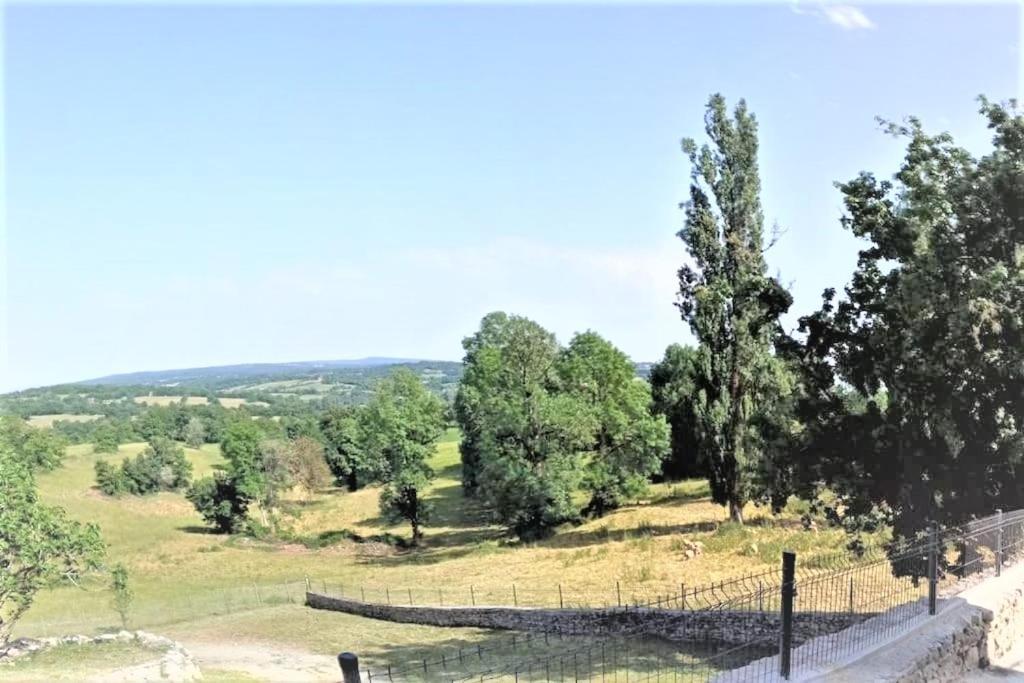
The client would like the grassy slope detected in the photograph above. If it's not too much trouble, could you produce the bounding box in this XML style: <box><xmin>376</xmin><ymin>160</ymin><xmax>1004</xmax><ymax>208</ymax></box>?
<box><xmin>0</xmin><ymin>640</ymin><xmax>166</xmax><ymax>680</ymax></box>
<box><xmin>18</xmin><ymin>430</ymin><xmax>873</xmax><ymax>659</ymax></box>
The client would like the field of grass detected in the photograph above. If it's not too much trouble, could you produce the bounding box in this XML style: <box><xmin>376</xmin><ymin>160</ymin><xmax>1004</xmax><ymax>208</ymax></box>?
<box><xmin>25</xmin><ymin>414</ymin><xmax>103</xmax><ymax>428</ymax></box>
<box><xmin>13</xmin><ymin>428</ymin><xmax>881</xmax><ymax>679</ymax></box>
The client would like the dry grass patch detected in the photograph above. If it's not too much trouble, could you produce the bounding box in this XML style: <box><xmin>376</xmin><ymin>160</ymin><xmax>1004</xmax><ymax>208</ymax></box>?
<box><xmin>26</xmin><ymin>414</ymin><xmax>103</xmax><ymax>428</ymax></box>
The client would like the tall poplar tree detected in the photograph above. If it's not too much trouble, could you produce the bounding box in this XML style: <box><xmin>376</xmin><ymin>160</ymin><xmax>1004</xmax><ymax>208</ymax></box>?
<box><xmin>676</xmin><ymin>94</ymin><xmax>793</xmax><ymax>523</ymax></box>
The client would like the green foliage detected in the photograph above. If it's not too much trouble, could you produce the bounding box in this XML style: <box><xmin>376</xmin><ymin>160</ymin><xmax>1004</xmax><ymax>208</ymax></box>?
<box><xmin>363</xmin><ymin>369</ymin><xmax>446</xmax><ymax>543</ymax></box>
<box><xmin>0</xmin><ymin>416</ymin><xmax>67</xmax><ymax>471</ymax></box>
<box><xmin>785</xmin><ymin>98</ymin><xmax>1024</xmax><ymax>544</ymax></box>
<box><xmin>183</xmin><ymin>417</ymin><xmax>206</xmax><ymax>448</ymax></box>
<box><xmin>109</xmin><ymin>563</ymin><xmax>133</xmax><ymax>629</ymax></box>
<box><xmin>0</xmin><ymin>444</ymin><xmax>104</xmax><ymax>643</ymax></box>
<box><xmin>649</xmin><ymin>344</ymin><xmax>705</xmax><ymax>479</ymax></box>
<box><xmin>320</xmin><ymin>407</ymin><xmax>377</xmax><ymax>491</ymax></box>
<box><xmin>457</xmin><ymin>313</ymin><xmax>595</xmax><ymax>540</ymax></box>
<box><xmin>675</xmin><ymin>94</ymin><xmax>795</xmax><ymax>523</ymax></box>
<box><xmin>94</xmin><ymin>437</ymin><xmax>192</xmax><ymax>496</ymax></box>
<box><xmin>559</xmin><ymin>332</ymin><xmax>670</xmax><ymax>517</ymax></box>
<box><xmin>92</xmin><ymin>421</ymin><xmax>124</xmax><ymax>454</ymax></box>
<box><xmin>186</xmin><ymin>473</ymin><xmax>252</xmax><ymax>534</ymax></box>
<box><xmin>220</xmin><ymin>420</ymin><xmax>266</xmax><ymax>501</ymax></box>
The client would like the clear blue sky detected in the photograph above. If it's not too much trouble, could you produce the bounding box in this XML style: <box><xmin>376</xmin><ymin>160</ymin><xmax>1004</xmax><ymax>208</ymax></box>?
<box><xmin>2</xmin><ymin>3</ymin><xmax>1019</xmax><ymax>391</ymax></box>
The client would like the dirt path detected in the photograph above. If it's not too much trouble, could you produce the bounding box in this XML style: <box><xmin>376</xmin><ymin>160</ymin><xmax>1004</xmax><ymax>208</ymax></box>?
<box><xmin>177</xmin><ymin>640</ymin><xmax>340</xmax><ymax>682</ymax></box>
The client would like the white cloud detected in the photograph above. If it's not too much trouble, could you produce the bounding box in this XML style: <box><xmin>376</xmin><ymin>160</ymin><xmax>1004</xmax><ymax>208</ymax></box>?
<box><xmin>822</xmin><ymin>5</ymin><xmax>876</xmax><ymax>30</ymax></box>
<box><xmin>791</xmin><ymin>3</ymin><xmax>876</xmax><ymax>31</ymax></box>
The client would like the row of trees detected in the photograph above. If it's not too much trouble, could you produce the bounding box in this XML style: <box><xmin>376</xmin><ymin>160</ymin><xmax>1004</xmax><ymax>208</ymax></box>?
<box><xmin>183</xmin><ymin>369</ymin><xmax>446</xmax><ymax>543</ymax></box>
<box><xmin>645</xmin><ymin>94</ymin><xmax>1024</xmax><ymax>550</ymax></box>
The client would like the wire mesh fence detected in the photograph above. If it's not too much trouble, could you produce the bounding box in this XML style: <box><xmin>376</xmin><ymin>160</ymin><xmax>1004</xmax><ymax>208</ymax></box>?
<box><xmin>346</xmin><ymin>508</ymin><xmax>1024</xmax><ymax>683</ymax></box>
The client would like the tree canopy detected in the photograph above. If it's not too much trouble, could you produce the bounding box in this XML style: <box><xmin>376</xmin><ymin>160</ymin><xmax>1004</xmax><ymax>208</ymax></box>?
<box><xmin>0</xmin><ymin>443</ymin><xmax>104</xmax><ymax>643</ymax></box>
<box><xmin>785</xmin><ymin>98</ymin><xmax>1024</xmax><ymax>543</ymax></box>
<box><xmin>364</xmin><ymin>368</ymin><xmax>446</xmax><ymax>544</ymax></box>
<box><xmin>675</xmin><ymin>94</ymin><xmax>795</xmax><ymax>523</ymax></box>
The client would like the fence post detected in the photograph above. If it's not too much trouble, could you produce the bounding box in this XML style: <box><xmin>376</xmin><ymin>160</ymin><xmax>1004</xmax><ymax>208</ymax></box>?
<box><xmin>928</xmin><ymin>522</ymin><xmax>939</xmax><ymax>616</ymax></box>
<box><xmin>848</xmin><ymin>576</ymin><xmax>854</xmax><ymax>614</ymax></box>
<box><xmin>996</xmin><ymin>509</ymin><xmax>1004</xmax><ymax>577</ymax></box>
<box><xmin>616</xmin><ymin>581</ymin><xmax>621</xmax><ymax>607</ymax></box>
<box><xmin>409</xmin><ymin>588</ymin><xmax>414</xmax><ymax>606</ymax></box>
<box><xmin>470</xmin><ymin>585</ymin><xmax>475</xmax><ymax>606</ymax></box>
<box><xmin>559</xmin><ymin>584</ymin><xmax>564</xmax><ymax>609</ymax></box>
<box><xmin>779</xmin><ymin>550</ymin><xmax>796</xmax><ymax>680</ymax></box>
<box><xmin>338</xmin><ymin>652</ymin><xmax>361</xmax><ymax>683</ymax></box>
<box><xmin>513</xmin><ymin>583</ymin><xmax>518</xmax><ymax>606</ymax></box>
<box><xmin>253</xmin><ymin>580</ymin><xmax>262</xmax><ymax>606</ymax></box>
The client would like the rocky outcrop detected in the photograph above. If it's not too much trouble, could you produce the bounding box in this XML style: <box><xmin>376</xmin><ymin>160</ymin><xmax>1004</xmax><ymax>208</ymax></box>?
<box><xmin>0</xmin><ymin>630</ymin><xmax>201</xmax><ymax>682</ymax></box>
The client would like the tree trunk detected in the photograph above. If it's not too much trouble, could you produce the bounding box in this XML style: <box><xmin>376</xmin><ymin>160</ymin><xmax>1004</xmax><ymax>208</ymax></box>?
<box><xmin>729</xmin><ymin>499</ymin><xmax>745</xmax><ymax>525</ymax></box>
<box><xmin>346</xmin><ymin>472</ymin><xmax>358</xmax><ymax>492</ymax></box>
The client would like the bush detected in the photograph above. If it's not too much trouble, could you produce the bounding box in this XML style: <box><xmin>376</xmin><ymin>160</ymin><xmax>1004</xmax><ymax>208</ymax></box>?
<box><xmin>187</xmin><ymin>473</ymin><xmax>251</xmax><ymax>534</ymax></box>
<box><xmin>94</xmin><ymin>438</ymin><xmax>192</xmax><ymax>496</ymax></box>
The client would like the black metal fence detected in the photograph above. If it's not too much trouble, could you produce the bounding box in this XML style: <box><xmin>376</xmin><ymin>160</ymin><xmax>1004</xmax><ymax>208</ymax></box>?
<box><xmin>335</xmin><ymin>508</ymin><xmax>1024</xmax><ymax>682</ymax></box>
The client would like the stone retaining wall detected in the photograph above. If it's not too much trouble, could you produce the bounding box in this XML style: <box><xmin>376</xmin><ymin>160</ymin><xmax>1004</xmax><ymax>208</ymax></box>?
<box><xmin>306</xmin><ymin>592</ymin><xmax>866</xmax><ymax>647</ymax></box>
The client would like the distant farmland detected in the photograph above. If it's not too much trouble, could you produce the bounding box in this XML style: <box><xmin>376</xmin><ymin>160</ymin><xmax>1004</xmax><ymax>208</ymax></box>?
<box><xmin>132</xmin><ymin>396</ymin><xmax>266</xmax><ymax>408</ymax></box>
<box><xmin>26</xmin><ymin>414</ymin><xmax>103</xmax><ymax>428</ymax></box>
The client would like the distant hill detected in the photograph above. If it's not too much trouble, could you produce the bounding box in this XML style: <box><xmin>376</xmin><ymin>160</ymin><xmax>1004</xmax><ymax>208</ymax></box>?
<box><xmin>78</xmin><ymin>358</ymin><xmax>435</xmax><ymax>387</ymax></box>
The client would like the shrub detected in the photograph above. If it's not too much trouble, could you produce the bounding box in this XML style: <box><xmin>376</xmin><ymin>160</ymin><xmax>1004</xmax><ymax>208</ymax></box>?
<box><xmin>187</xmin><ymin>473</ymin><xmax>251</xmax><ymax>534</ymax></box>
<box><xmin>94</xmin><ymin>438</ymin><xmax>191</xmax><ymax>496</ymax></box>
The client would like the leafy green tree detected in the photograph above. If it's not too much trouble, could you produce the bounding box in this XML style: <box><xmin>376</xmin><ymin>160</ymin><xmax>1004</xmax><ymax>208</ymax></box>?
<box><xmin>94</xmin><ymin>437</ymin><xmax>191</xmax><ymax>496</ymax></box>
<box><xmin>460</xmin><ymin>313</ymin><xmax>595</xmax><ymax>539</ymax></box>
<box><xmin>0</xmin><ymin>417</ymin><xmax>67</xmax><ymax>470</ymax></box>
<box><xmin>186</xmin><ymin>473</ymin><xmax>251</xmax><ymax>534</ymax></box>
<box><xmin>320</xmin><ymin>407</ymin><xmax>378</xmax><ymax>490</ymax></box>
<box><xmin>675</xmin><ymin>94</ymin><xmax>795</xmax><ymax>523</ymax></box>
<box><xmin>558</xmin><ymin>332</ymin><xmax>670</xmax><ymax>516</ymax></box>
<box><xmin>361</xmin><ymin>369</ymin><xmax>445</xmax><ymax>544</ymax></box>
<box><xmin>183</xmin><ymin>417</ymin><xmax>206</xmax><ymax>448</ymax></box>
<box><xmin>135</xmin><ymin>406</ymin><xmax>176</xmax><ymax>442</ymax></box>
<box><xmin>0</xmin><ymin>444</ymin><xmax>104</xmax><ymax>643</ymax></box>
<box><xmin>94</xmin><ymin>460</ymin><xmax>129</xmax><ymax>496</ymax></box>
<box><xmin>785</xmin><ymin>98</ymin><xmax>1024</xmax><ymax>543</ymax></box>
<box><xmin>92</xmin><ymin>422</ymin><xmax>122</xmax><ymax>454</ymax></box>
<box><xmin>454</xmin><ymin>312</ymin><xmax>514</xmax><ymax>495</ymax></box>
<box><xmin>220</xmin><ymin>419</ymin><xmax>265</xmax><ymax>500</ymax></box>
<box><xmin>649</xmin><ymin>344</ymin><xmax>705</xmax><ymax>479</ymax></box>
<box><xmin>109</xmin><ymin>563</ymin><xmax>133</xmax><ymax>629</ymax></box>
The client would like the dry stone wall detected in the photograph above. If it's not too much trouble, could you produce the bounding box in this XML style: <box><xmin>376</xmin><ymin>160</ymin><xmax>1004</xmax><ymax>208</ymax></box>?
<box><xmin>306</xmin><ymin>592</ymin><xmax>866</xmax><ymax>647</ymax></box>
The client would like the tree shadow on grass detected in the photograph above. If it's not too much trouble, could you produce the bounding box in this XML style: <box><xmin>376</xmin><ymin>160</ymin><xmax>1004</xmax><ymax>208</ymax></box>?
<box><xmin>177</xmin><ymin>525</ymin><xmax>220</xmax><ymax>535</ymax></box>
<box><xmin>339</xmin><ymin>628</ymin><xmax>745</xmax><ymax>682</ymax></box>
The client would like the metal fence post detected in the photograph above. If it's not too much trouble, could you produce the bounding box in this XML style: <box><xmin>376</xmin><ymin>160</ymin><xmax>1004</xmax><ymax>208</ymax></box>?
<box><xmin>779</xmin><ymin>550</ymin><xmax>796</xmax><ymax>680</ymax></box>
<box><xmin>338</xmin><ymin>652</ymin><xmax>361</xmax><ymax>683</ymax></box>
<box><xmin>928</xmin><ymin>522</ymin><xmax>939</xmax><ymax>616</ymax></box>
<box><xmin>996</xmin><ymin>509</ymin><xmax>1004</xmax><ymax>577</ymax></box>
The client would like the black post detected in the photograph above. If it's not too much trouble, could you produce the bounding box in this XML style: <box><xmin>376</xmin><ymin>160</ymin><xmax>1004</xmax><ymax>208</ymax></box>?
<box><xmin>559</xmin><ymin>584</ymin><xmax>564</xmax><ymax>609</ymax></box>
<box><xmin>338</xmin><ymin>652</ymin><xmax>361</xmax><ymax>683</ymax></box>
<box><xmin>779</xmin><ymin>550</ymin><xmax>796</xmax><ymax>680</ymax></box>
<box><xmin>928</xmin><ymin>523</ymin><xmax>939</xmax><ymax>616</ymax></box>
<box><xmin>996</xmin><ymin>509</ymin><xmax>1004</xmax><ymax>577</ymax></box>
